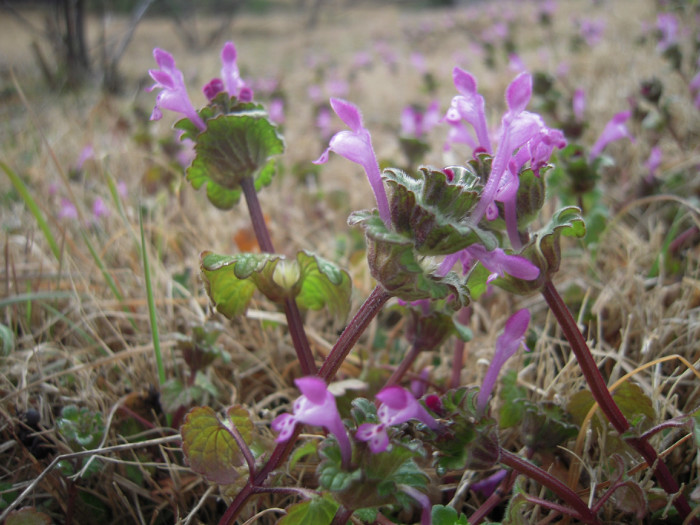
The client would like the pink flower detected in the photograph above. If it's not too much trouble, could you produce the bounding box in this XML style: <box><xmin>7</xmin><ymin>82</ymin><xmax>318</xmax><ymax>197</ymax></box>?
<box><xmin>268</xmin><ymin>98</ymin><xmax>285</xmax><ymax>125</ymax></box>
<box><xmin>272</xmin><ymin>377</ymin><xmax>351</xmax><ymax>466</ymax></box>
<box><xmin>656</xmin><ymin>13</ymin><xmax>678</xmax><ymax>52</ymax></box>
<box><xmin>401</xmin><ymin>101</ymin><xmax>441</xmax><ymax>139</ymax></box>
<box><xmin>147</xmin><ymin>48</ymin><xmax>206</xmax><ymax>131</ymax></box>
<box><xmin>445</xmin><ymin>68</ymin><xmax>492</xmax><ymax>153</ymax></box>
<box><xmin>356</xmin><ymin>386</ymin><xmax>438</xmax><ymax>453</ymax></box>
<box><xmin>92</xmin><ymin>197</ymin><xmax>109</xmax><ymax>220</ymax></box>
<box><xmin>476</xmin><ymin>309</ymin><xmax>530</xmax><ymax>414</ymax></box>
<box><xmin>439</xmin><ymin>244</ymin><xmax>540</xmax><ymax>282</ymax></box>
<box><xmin>313</xmin><ymin>98</ymin><xmax>390</xmax><ymax>225</ymax></box>
<box><xmin>645</xmin><ymin>146</ymin><xmax>662</xmax><ymax>179</ymax></box>
<box><xmin>58</xmin><ymin>198</ymin><xmax>78</xmax><ymax>220</ymax></box>
<box><xmin>589</xmin><ymin>111</ymin><xmax>635</xmax><ymax>161</ymax></box>
<box><xmin>572</xmin><ymin>88</ymin><xmax>585</xmax><ymax>122</ymax></box>
<box><xmin>220</xmin><ymin>41</ymin><xmax>249</xmax><ymax>98</ymax></box>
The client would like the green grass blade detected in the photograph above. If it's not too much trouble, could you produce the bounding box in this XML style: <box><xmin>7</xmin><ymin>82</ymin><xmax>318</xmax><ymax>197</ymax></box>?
<box><xmin>140</xmin><ymin>208</ymin><xmax>166</xmax><ymax>387</ymax></box>
<box><xmin>1</xmin><ymin>160</ymin><xmax>61</xmax><ymax>261</ymax></box>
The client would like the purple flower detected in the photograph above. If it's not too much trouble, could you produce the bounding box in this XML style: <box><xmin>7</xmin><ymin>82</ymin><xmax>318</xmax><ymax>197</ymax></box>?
<box><xmin>572</xmin><ymin>88</ymin><xmax>585</xmax><ymax>122</ymax></box>
<box><xmin>272</xmin><ymin>377</ymin><xmax>351</xmax><ymax>466</ymax></box>
<box><xmin>313</xmin><ymin>98</ymin><xmax>391</xmax><ymax>225</ymax></box>
<box><xmin>401</xmin><ymin>101</ymin><xmax>441</xmax><ymax>139</ymax></box>
<box><xmin>472</xmin><ymin>469</ymin><xmax>508</xmax><ymax>498</ymax></box>
<box><xmin>220</xmin><ymin>41</ymin><xmax>249</xmax><ymax>98</ymax></box>
<box><xmin>576</xmin><ymin>17</ymin><xmax>606</xmax><ymax>47</ymax></box>
<box><xmin>268</xmin><ymin>98</ymin><xmax>285</xmax><ymax>125</ymax></box>
<box><xmin>476</xmin><ymin>309</ymin><xmax>530</xmax><ymax>414</ymax></box>
<box><xmin>589</xmin><ymin>111</ymin><xmax>635</xmax><ymax>161</ymax></box>
<box><xmin>356</xmin><ymin>386</ymin><xmax>438</xmax><ymax>453</ymax></box>
<box><xmin>58</xmin><ymin>198</ymin><xmax>78</xmax><ymax>220</ymax></box>
<box><xmin>147</xmin><ymin>48</ymin><xmax>206</xmax><ymax>131</ymax></box>
<box><xmin>399</xmin><ymin>485</ymin><xmax>431</xmax><ymax>525</ymax></box>
<box><xmin>445</xmin><ymin>68</ymin><xmax>492</xmax><ymax>153</ymax></box>
<box><xmin>656</xmin><ymin>13</ymin><xmax>678</xmax><ymax>52</ymax></box>
<box><xmin>92</xmin><ymin>197</ymin><xmax>109</xmax><ymax>221</ymax></box>
<box><xmin>439</xmin><ymin>244</ymin><xmax>539</xmax><ymax>283</ymax></box>
<box><xmin>645</xmin><ymin>146</ymin><xmax>662</xmax><ymax>180</ymax></box>
<box><xmin>75</xmin><ymin>144</ymin><xmax>94</xmax><ymax>171</ymax></box>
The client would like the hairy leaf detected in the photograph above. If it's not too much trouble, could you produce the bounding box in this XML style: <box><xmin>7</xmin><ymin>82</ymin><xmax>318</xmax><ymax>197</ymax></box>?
<box><xmin>279</xmin><ymin>494</ymin><xmax>338</xmax><ymax>525</ymax></box>
<box><xmin>180</xmin><ymin>406</ymin><xmax>253</xmax><ymax>484</ymax></box>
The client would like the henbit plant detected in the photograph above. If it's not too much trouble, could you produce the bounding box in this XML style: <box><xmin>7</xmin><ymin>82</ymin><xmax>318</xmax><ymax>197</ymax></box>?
<box><xmin>147</xmin><ymin>42</ymin><xmax>698</xmax><ymax>525</ymax></box>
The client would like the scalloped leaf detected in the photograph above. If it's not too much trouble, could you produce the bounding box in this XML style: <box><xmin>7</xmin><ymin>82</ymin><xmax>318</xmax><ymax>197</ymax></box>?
<box><xmin>180</xmin><ymin>406</ymin><xmax>253</xmax><ymax>485</ymax></box>
<box><xmin>383</xmin><ymin>166</ymin><xmax>497</xmax><ymax>255</ymax></box>
<box><xmin>494</xmin><ymin>206</ymin><xmax>586</xmax><ymax>294</ymax></box>
<box><xmin>349</xmin><ymin>209</ymin><xmax>470</xmax><ymax>308</ymax></box>
<box><xmin>181</xmin><ymin>110</ymin><xmax>284</xmax><ymax>210</ymax></box>
<box><xmin>200</xmin><ymin>252</ymin><xmax>260</xmax><ymax>318</ymax></box>
<box><xmin>279</xmin><ymin>494</ymin><xmax>339</xmax><ymax>525</ymax></box>
<box><xmin>201</xmin><ymin>251</ymin><xmax>351</xmax><ymax>320</ymax></box>
<box><xmin>295</xmin><ymin>251</ymin><xmax>352</xmax><ymax>321</ymax></box>
<box><xmin>318</xmin><ymin>438</ymin><xmax>427</xmax><ymax>511</ymax></box>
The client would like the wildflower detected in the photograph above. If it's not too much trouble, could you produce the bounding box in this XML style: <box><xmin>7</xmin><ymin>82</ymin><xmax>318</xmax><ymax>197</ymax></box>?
<box><xmin>356</xmin><ymin>386</ymin><xmax>438</xmax><ymax>453</ymax></box>
<box><xmin>645</xmin><ymin>146</ymin><xmax>662</xmax><ymax>179</ymax></box>
<box><xmin>147</xmin><ymin>48</ymin><xmax>206</xmax><ymax>131</ymax></box>
<box><xmin>75</xmin><ymin>144</ymin><xmax>94</xmax><ymax>171</ymax></box>
<box><xmin>656</xmin><ymin>13</ymin><xmax>678</xmax><ymax>52</ymax></box>
<box><xmin>445</xmin><ymin>67</ymin><xmax>492</xmax><ymax>153</ymax></box>
<box><xmin>572</xmin><ymin>88</ymin><xmax>585</xmax><ymax>122</ymax></box>
<box><xmin>92</xmin><ymin>197</ymin><xmax>109</xmax><ymax>221</ymax></box>
<box><xmin>589</xmin><ymin>110</ymin><xmax>635</xmax><ymax>161</ymax></box>
<box><xmin>401</xmin><ymin>101</ymin><xmax>441</xmax><ymax>139</ymax></box>
<box><xmin>313</xmin><ymin>98</ymin><xmax>391</xmax><ymax>225</ymax></box>
<box><xmin>268</xmin><ymin>98</ymin><xmax>285</xmax><ymax>125</ymax></box>
<box><xmin>476</xmin><ymin>309</ymin><xmax>530</xmax><ymax>414</ymax></box>
<box><xmin>472</xmin><ymin>469</ymin><xmax>508</xmax><ymax>498</ymax></box>
<box><xmin>59</xmin><ymin>198</ymin><xmax>78</xmax><ymax>220</ymax></box>
<box><xmin>220</xmin><ymin>41</ymin><xmax>252</xmax><ymax>100</ymax></box>
<box><xmin>439</xmin><ymin>244</ymin><xmax>539</xmax><ymax>282</ymax></box>
<box><xmin>271</xmin><ymin>377</ymin><xmax>351</xmax><ymax>465</ymax></box>
<box><xmin>399</xmin><ymin>484</ymin><xmax>431</xmax><ymax>525</ymax></box>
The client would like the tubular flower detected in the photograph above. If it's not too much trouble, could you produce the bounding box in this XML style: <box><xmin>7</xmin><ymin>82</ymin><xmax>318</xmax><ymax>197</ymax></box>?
<box><xmin>476</xmin><ymin>309</ymin><xmax>531</xmax><ymax>414</ymax></box>
<box><xmin>445</xmin><ymin>67</ymin><xmax>492</xmax><ymax>153</ymax></box>
<box><xmin>439</xmin><ymin>244</ymin><xmax>540</xmax><ymax>283</ymax></box>
<box><xmin>313</xmin><ymin>98</ymin><xmax>391</xmax><ymax>225</ymax></box>
<box><xmin>272</xmin><ymin>377</ymin><xmax>351</xmax><ymax>465</ymax></box>
<box><xmin>356</xmin><ymin>386</ymin><xmax>438</xmax><ymax>453</ymax></box>
<box><xmin>147</xmin><ymin>48</ymin><xmax>206</xmax><ymax>131</ymax></box>
<box><xmin>589</xmin><ymin>110</ymin><xmax>635</xmax><ymax>161</ymax></box>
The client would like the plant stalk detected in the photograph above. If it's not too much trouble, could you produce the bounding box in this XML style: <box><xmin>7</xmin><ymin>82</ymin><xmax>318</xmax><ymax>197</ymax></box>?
<box><xmin>541</xmin><ymin>280</ymin><xmax>696</xmax><ymax>523</ymax></box>
<box><xmin>499</xmin><ymin>448</ymin><xmax>599</xmax><ymax>524</ymax></box>
<box><xmin>330</xmin><ymin>505</ymin><xmax>354</xmax><ymax>525</ymax></box>
<box><xmin>319</xmin><ymin>285</ymin><xmax>391</xmax><ymax>381</ymax></box>
<box><xmin>240</xmin><ymin>176</ymin><xmax>317</xmax><ymax>375</ymax></box>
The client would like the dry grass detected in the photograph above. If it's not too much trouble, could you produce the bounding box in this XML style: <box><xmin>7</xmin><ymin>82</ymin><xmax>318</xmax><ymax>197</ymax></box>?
<box><xmin>1</xmin><ymin>0</ymin><xmax>699</xmax><ymax>523</ymax></box>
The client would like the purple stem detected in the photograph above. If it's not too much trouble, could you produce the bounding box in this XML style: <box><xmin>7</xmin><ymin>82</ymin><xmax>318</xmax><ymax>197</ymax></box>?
<box><xmin>384</xmin><ymin>341</ymin><xmax>422</xmax><ymax>388</ymax></box>
<box><xmin>222</xmin><ymin>417</ymin><xmax>256</xmax><ymax>478</ymax></box>
<box><xmin>240</xmin><ymin>176</ymin><xmax>317</xmax><ymax>376</ymax></box>
<box><xmin>499</xmin><ymin>448</ymin><xmax>599</xmax><ymax>524</ymax></box>
<box><xmin>218</xmin><ymin>285</ymin><xmax>391</xmax><ymax>524</ymax></box>
<box><xmin>542</xmin><ymin>280</ymin><xmax>697</xmax><ymax>524</ymax></box>
<box><xmin>330</xmin><ymin>505</ymin><xmax>354</xmax><ymax>525</ymax></box>
<box><xmin>319</xmin><ymin>285</ymin><xmax>391</xmax><ymax>381</ymax></box>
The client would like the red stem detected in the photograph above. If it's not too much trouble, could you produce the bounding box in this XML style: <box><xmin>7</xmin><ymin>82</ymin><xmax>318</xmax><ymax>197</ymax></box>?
<box><xmin>541</xmin><ymin>280</ymin><xmax>696</xmax><ymax>523</ymax></box>
<box><xmin>240</xmin><ymin>176</ymin><xmax>317</xmax><ymax>376</ymax></box>
<box><xmin>499</xmin><ymin>449</ymin><xmax>599</xmax><ymax>524</ymax></box>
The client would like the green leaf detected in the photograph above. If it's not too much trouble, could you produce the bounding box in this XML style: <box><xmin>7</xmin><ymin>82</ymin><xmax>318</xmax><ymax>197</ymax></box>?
<box><xmin>279</xmin><ymin>494</ymin><xmax>339</xmax><ymax>525</ymax></box>
<box><xmin>494</xmin><ymin>206</ymin><xmax>585</xmax><ymax>294</ymax></box>
<box><xmin>521</xmin><ymin>401</ymin><xmax>579</xmax><ymax>451</ymax></box>
<box><xmin>180</xmin><ymin>405</ymin><xmax>253</xmax><ymax>484</ymax></box>
<box><xmin>383</xmin><ymin>166</ymin><xmax>497</xmax><ymax>255</ymax></box>
<box><xmin>318</xmin><ymin>438</ymin><xmax>427</xmax><ymax>511</ymax></box>
<box><xmin>5</xmin><ymin>507</ymin><xmax>52</xmax><ymax>525</ymax></box>
<box><xmin>200</xmin><ymin>252</ymin><xmax>259</xmax><ymax>318</ymax></box>
<box><xmin>431</xmin><ymin>505</ymin><xmax>470</xmax><ymax>525</ymax></box>
<box><xmin>56</xmin><ymin>405</ymin><xmax>105</xmax><ymax>451</ymax></box>
<box><xmin>294</xmin><ymin>251</ymin><xmax>352</xmax><ymax>321</ymax></box>
<box><xmin>200</xmin><ymin>251</ymin><xmax>351</xmax><ymax>321</ymax></box>
<box><xmin>349</xmin><ymin>209</ymin><xmax>470</xmax><ymax>308</ymax></box>
<box><xmin>182</xmin><ymin>108</ymin><xmax>284</xmax><ymax>210</ymax></box>
<box><xmin>433</xmin><ymin>388</ymin><xmax>500</xmax><ymax>472</ymax></box>
<box><xmin>498</xmin><ymin>370</ymin><xmax>529</xmax><ymax>429</ymax></box>
<box><xmin>0</xmin><ymin>323</ymin><xmax>15</xmax><ymax>355</ymax></box>
<box><xmin>289</xmin><ymin>440</ymin><xmax>318</xmax><ymax>471</ymax></box>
